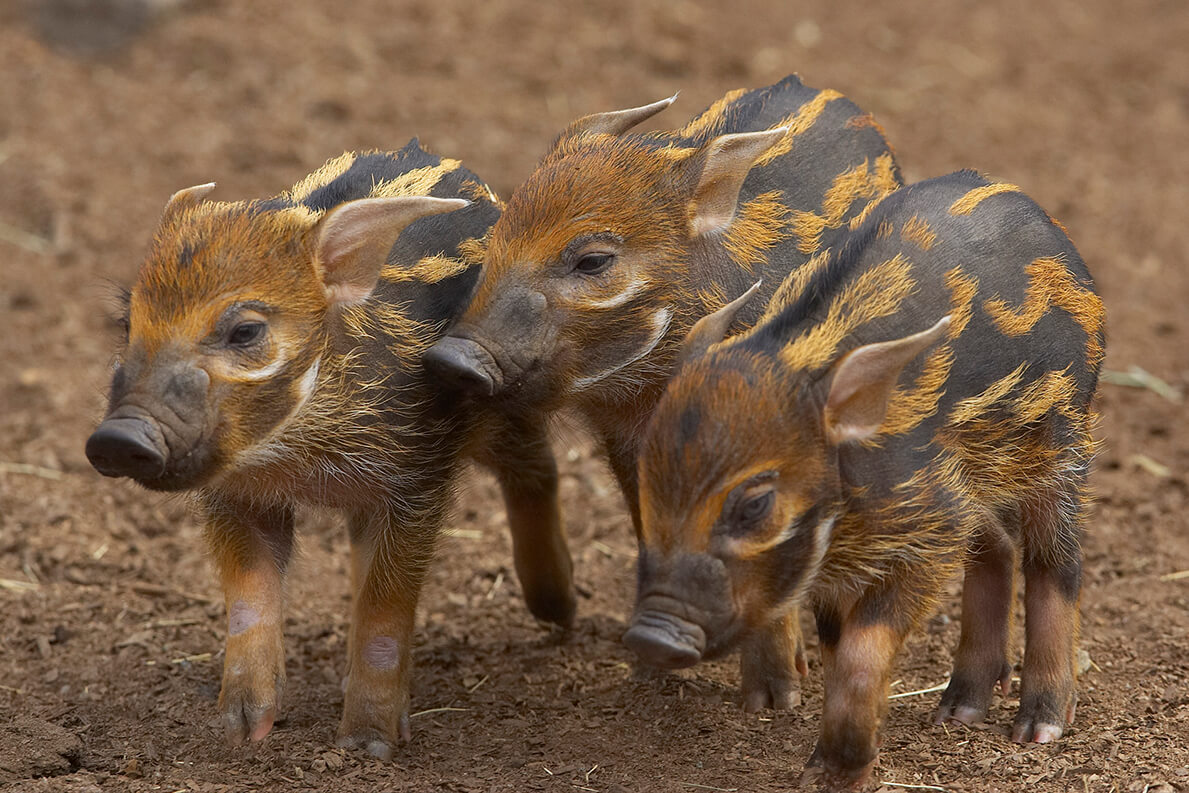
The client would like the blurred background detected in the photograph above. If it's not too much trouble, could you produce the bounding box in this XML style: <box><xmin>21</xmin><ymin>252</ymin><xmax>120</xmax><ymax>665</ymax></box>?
<box><xmin>1</xmin><ymin>1</ymin><xmax>1186</xmax><ymax>791</ymax></box>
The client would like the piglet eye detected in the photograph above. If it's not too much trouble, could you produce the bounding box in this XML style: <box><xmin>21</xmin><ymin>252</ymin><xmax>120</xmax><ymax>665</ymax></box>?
<box><xmin>574</xmin><ymin>252</ymin><xmax>614</xmax><ymax>275</ymax></box>
<box><xmin>228</xmin><ymin>321</ymin><xmax>266</xmax><ymax>347</ymax></box>
<box><xmin>736</xmin><ymin>491</ymin><xmax>774</xmax><ymax>525</ymax></box>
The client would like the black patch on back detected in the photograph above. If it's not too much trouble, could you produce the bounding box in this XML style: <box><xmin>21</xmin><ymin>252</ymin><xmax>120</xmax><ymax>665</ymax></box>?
<box><xmin>249</xmin><ymin>139</ymin><xmax>501</xmax><ymax>329</ymax></box>
<box><xmin>381</xmin><ymin>262</ymin><xmax>485</xmax><ymax>329</ymax></box>
<box><xmin>668</xmin><ymin>74</ymin><xmax>820</xmax><ymax>148</ymax></box>
<box><xmin>299</xmin><ymin>142</ymin><xmax>442</xmax><ymax>212</ymax></box>
<box><xmin>744</xmin><ymin>208</ymin><xmax>888</xmax><ymax>353</ymax></box>
<box><xmin>677</xmin><ymin>403</ymin><xmax>702</xmax><ymax>446</ymax></box>
<box><xmin>252</xmin><ymin>139</ymin><xmax>453</xmax><ymax>215</ymax></box>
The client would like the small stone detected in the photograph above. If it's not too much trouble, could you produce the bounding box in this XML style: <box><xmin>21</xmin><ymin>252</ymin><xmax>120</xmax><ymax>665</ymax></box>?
<box><xmin>794</xmin><ymin>20</ymin><xmax>822</xmax><ymax>48</ymax></box>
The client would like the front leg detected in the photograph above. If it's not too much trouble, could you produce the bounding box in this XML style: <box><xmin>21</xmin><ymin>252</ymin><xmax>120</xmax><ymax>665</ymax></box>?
<box><xmin>604</xmin><ymin>433</ymin><xmax>643</xmax><ymax>536</ymax></box>
<box><xmin>805</xmin><ymin>582</ymin><xmax>932</xmax><ymax>791</ymax></box>
<box><xmin>485</xmin><ymin>415</ymin><xmax>575</xmax><ymax>627</ymax></box>
<box><xmin>336</xmin><ymin>507</ymin><xmax>434</xmax><ymax>759</ymax></box>
<box><xmin>202</xmin><ymin>494</ymin><xmax>294</xmax><ymax>744</ymax></box>
<box><xmin>739</xmin><ymin>610</ymin><xmax>808</xmax><ymax>712</ymax></box>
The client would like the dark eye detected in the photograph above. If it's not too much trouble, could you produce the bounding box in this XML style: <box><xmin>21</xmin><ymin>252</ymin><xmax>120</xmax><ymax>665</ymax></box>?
<box><xmin>228</xmin><ymin>321</ymin><xmax>266</xmax><ymax>347</ymax></box>
<box><xmin>574</xmin><ymin>252</ymin><xmax>615</xmax><ymax>275</ymax></box>
<box><xmin>735</xmin><ymin>491</ymin><xmax>774</xmax><ymax>526</ymax></box>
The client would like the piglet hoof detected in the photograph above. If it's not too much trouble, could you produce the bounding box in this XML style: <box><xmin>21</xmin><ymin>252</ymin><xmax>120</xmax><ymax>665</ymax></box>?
<box><xmin>218</xmin><ymin>689</ymin><xmax>279</xmax><ymax>745</ymax></box>
<box><xmin>741</xmin><ymin>671</ymin><xmax>801</xmax><ymax>713</ymax></box>
<box><xmin>524</xmin><ymin>589</ymin><xmax>577</xmax><ymax>630</ymax></box>
<box><xmin>336</xmin><ymin>711</ymin><xmax>411</xmax><ymax>760</ymax></box>
<box><xmin>335</xmin><ymin>732</ymin><xmax>393</xmax><ymax>761</ymax></box>
<box><xmin>800</xmin><ymin>744</ymin><xmax>877</xmax><ymax>791</ymax></box>
<box><xmin>739</xmin><ymin>618</ymin><xmax>805</xmax><ymax>712</ymax></box>
<box><xmin>932</xmin><ymin>702</ymin><xmax>984</xmax><ymax>727</ymax></box>
<box><xmin>933</xmin><ymin>661</ymin><xmax>1011</xmax><ymax>727</ymax></box>
<box><xmin>1012</xmin><ymin>689</ymin><xmax>1075</xmax><ymax>743</ymax></box>
<box><xmin>1010</xmin><ymin>720</ymin><xmax>1064</xmax><ymax>744</ymax></box>
<box><xmin>799</xmin><ymin>761</ymin><xmax>876</xmax><ymax>791</ymax></box>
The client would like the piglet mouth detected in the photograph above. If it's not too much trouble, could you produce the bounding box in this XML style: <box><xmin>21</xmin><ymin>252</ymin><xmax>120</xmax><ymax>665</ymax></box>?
<box><xmin>623</xmin><ymin>609</ymin><xmax>707</xmax><ymax>669</ymax></box>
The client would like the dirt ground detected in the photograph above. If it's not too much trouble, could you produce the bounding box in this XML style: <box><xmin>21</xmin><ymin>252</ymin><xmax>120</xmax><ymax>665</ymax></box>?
<box><xmin>1</xmin><ymin>0</ymin><xmax>1187</xmax><ymax>791</ymax></box>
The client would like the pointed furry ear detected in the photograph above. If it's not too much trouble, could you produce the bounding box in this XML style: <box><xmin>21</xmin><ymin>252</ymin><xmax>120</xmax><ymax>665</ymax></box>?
<box><xmin>315</xmin><ymin>196</ymin><xmax>468</xmax><ymax>306</ymax></box>
<box><xmin>678</xmin><ymin>281</ymin><xmax>763</xmax><ymax>364</ymax></box>
<box><xmin>823</xmin><ymin>316</ymin><xmax>952</xmax><ymax>444</ymax></box>
<box><xmin>163</xmin><ymin>182</ymin><xmax>216</xmax><ymax>217</ymax></box>
<box><xmin>556</xmin><ymin>94</ymin><xmax>678</xmax><ymax>143</ymax></box>
<box><xmin>688</xmin><ymin>127</ymin><xmax>787</xmax><ymax>237</ymax></box>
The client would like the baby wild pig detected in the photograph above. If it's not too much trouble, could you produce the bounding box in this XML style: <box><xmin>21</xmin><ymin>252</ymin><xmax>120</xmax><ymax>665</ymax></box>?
<box><xmin>424</xmin><ymin>75</ymin><xmax>902</xmax><ymax>711</ymax></box>
<box><xmin>628</xmin><ymin>171</ymin><xmax>1103</xmax><ymax>788</ymax></box>
<box><xmin>84</xmin><ymin>142</ymin><xmax>561</xmax><ymax>757</ymax></box>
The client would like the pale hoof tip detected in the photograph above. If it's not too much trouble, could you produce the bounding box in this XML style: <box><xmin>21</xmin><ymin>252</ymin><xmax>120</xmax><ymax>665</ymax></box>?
<box><xmin>950</xmin><ymin>706</ymin><xmax>984</xmax><ymax>726</ymax></box>
<box><xmin>1032</xmin><ymin>723</ymin><xmax>1064</xmax><ymax>743</ymax></box>
<box><xmin>366</xmin><ymin>739</ymin><xmax>393</xmax><ymax>761</ymax></box>
<box><xmin>248</xmin><ymin>710</ymin><xmax>276</xmax><ymax>743</ymax></box>
<box><xmin>1011</xmin><ymin>722</ymin><xmax>1064</xmax><ymax>744</ymax></box>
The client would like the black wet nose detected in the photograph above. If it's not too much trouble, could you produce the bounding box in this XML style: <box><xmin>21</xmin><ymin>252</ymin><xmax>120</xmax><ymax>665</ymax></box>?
<box><xmin>422</xmin><ymin>337</ymin><xmax>502</xmax><ymax>396</ymax></box>
<box><xmin>85</xmin><ymin>418</ymin><xmax>167</xmax><ymax>479</ymax></box>
<box><xmin>622</xmin><ymin>612</ymin><xmax>705</xmax><ymax>669</ymax></box>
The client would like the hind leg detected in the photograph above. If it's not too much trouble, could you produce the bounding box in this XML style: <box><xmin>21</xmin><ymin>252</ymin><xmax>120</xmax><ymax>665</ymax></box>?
<box><xmin>934</xmin><ymin>520</ymin><xmax>1014</xmax><ymax>726</ymax></box>
<box><xmin>1013</xmin><ymin>549</ymin><xmax>1080</xmax><ymax>742</ymax></box>
<box><xmin>1012</xmin><ymin>473</ymin><xmax>1086</xmax><ymax>742</ymax></box>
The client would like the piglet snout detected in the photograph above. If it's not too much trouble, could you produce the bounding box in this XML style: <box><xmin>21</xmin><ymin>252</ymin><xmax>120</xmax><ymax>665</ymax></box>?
<box><xmin>86</xmin><ymin>417</ymin><xmax>167</xmax><ymax>479</ymax></box>
<box><xmin>623</xmin><ymin>610</ymin><xmax>705</xmax><ymax>669</ymax></box>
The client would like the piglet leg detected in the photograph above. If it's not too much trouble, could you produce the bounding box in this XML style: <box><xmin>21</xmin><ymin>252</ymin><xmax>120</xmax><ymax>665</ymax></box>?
<box><xmin>935</xmin><ymin>523</ymin><xmax>1014</xmax><ymax>726</ymax></box>
<box><xmin>204</xmin><ymin>497</ymin><xmax>294</xmax><ymax>744</ymax></box>
<box><xmin>1013</xmin><ymin>555</ymin><xmax>1080</xmax><ymax>742</ymax></box>
<box><xmin>740</xmin><ymin>609</ymin><xmax>807</xmax><ymax>712</ymax></box>
<box><xmin>336</xmin><ymin>508</ymin><xmax>430</xmax><ymax>759</ymax></box>
<box><xmin>489</xmin><ymin>417</ymin><xmax>576</xmax><ymax>628</ymax></box>
<box><xmin>805</xmin><ymin>581</ymin><xmax>933</xmax><ymax>791</ymax></box>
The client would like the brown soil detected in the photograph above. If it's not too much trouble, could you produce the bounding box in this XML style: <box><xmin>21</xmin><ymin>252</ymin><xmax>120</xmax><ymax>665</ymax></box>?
<box><xmin>1</xmin><ymin>0</ymin><xmax>1187</xmax><ymax>791</ymax></box>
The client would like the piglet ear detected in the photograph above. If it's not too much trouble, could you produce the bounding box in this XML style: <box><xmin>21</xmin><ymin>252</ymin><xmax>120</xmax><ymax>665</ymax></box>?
<box><xmin>823</xmin><ymin>316</ymin><xmax>952</xmax><ymax>444</ymax></box>
<box><xmin>163</xmin><ymin>182</ymin><xmax>216</xmax><ymax>218</ymax></box>
<box><xmin>314</xmin><ymin>196</ymin><xmax>468</xmax><ymax>306</ymax></box>
<box><xmin>677</xmin><ymin>280</ymin><xmax>763</xmax><ymax>364</ymax></box>
<box><xmin>555</xmin><ymin>94</ymin><xmax>678</xmax><ymax>145</ymax></box>
<box><xmin>687</xmin><ymin>127</ymin><xmax>788</xmax><ymax>237</ymax></box>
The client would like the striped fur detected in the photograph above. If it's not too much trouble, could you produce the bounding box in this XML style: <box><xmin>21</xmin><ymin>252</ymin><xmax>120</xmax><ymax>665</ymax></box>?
<box><xmin>94</xmin><ymin>141</ymin><xmax>548</xmax><ymax>754</ymax></box>
<box><xmin>636</xmin><ymin>171</ymin><xmax>1103</xmax><ymax>785</ymax></box>
<box><xmin>426</xmin><ymin>75</ymin><xmax>904</xmax><ymax>718</ymax></box>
